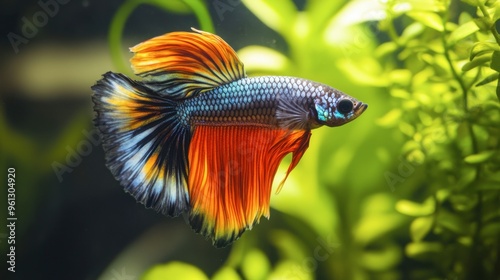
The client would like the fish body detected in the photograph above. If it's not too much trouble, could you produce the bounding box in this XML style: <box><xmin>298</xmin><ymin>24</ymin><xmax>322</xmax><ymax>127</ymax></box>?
<box><xmin>92</xmin><ymin>28</ymin><xmax>367</xmax><ymax>247</ymax></box>
<box><xmin>180</xmin><ymin>76</ymin><xmax>365</xmax><ymax>130</ymax></box>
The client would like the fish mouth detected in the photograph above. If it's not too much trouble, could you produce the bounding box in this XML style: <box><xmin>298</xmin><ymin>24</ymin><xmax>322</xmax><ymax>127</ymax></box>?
<box><xmin>354</xmin><ymin>102</ymin><xmax>368</xmax><ymax>114</ymax></box>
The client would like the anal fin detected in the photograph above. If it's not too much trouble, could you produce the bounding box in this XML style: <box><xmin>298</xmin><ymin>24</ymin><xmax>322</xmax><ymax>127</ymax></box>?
<box><xmin>187</xmin><ymin>125</ymin><xmax>311</xmax><ymax>247</ymax></box>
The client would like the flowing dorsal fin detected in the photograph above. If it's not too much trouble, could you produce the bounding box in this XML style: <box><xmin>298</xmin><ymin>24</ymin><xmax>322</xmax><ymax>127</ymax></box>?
<box><xmin>130</xmin><ymin>28</ymin><xmax>246</xmax><ymax>98</ymax></box>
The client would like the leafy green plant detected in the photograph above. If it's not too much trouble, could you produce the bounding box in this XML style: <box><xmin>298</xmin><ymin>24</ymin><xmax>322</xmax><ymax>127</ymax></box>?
<box><xmin>353</xmin><ymin>0</ymin><xmax>500</xmax><ymax>278</ymax></box>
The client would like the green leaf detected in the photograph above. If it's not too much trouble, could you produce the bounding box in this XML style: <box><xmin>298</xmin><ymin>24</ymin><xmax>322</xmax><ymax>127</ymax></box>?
<box><xmin>407</xmin><ymin>12</ymin><xmax>444</xmax><ymax>31</ymax></box>
<box><xmin>448</xmin><ymin>20</ymin><xmax>480</xmax><ymax>46</ymax></box>
<box><xmin>458</xmin><ymin>11</ymin><xmax>473</xmax><ymax>25</ymax></box>
<box><xmin>241</xmin><ymin>249</ymin><xmax>271</xmax><ymax>280</ymax></box>
<box><xmin>405</xmin><ymin>242</ymin><xmax>443</xmax><ymax>258</ymax></box>
<box><xmin>354</xmin><ymin>214</ymin><xmax>406</xmax><ymax>245</ymax></box>
<box><xmin>476</xmin><ymin>72</ymin><xmax>499</xmax><ymax>86</ymax></box>
<box><xmin>464</xmin><ymin>150</ymin><xmax>496</xmax><ymax>164</ymax></box>
<box><xmin>269</xmin><ymin>230</ymin><xmax>309</xmax><ymax>261</ymax></box>
<box><xmin>376</xmin><ymin>109</ymin><xmax>402</xmax><ymax>127</ymax></box>
<box><xmin>481</xmin><ymin>222</ymin><xmax>500</xmax><ymax>239</ymax></box>
<box><xmin>436</xmin><ymin>210</ymin><xmax>469</xmax><ymax>235</ymax></box>
<box><xmin>329</xmin><ymin>0</ymin><xmax>386</xmax><ymax>27</ymax></box>
<box><xmin>269</xmin><ymin>260</ymin><xmax>312</xmax><ymax>280</ymax></box>
<box><xmin>237</xmin><ymin>46</ymin><xmax>291</xmax><ymax>74</ymax></box>
<box><xmin>390</xmin><ymin>88</ymin><xmax>411</xmax><ymax>99</ymax></box>
<box><xmin>462</xmin><ymin>53</ymin><xmax>492</xmax><ymax>71</ymax></box>
<box><xmin>454</xmin><ymin>167</ymin><xmax>477</xmax><ymax>190</ymax></box>
<box><xmin>143</xmin><ymin>262</ymin><xmax>208</xmax><ymax>280</ymax></box>
<box><xmin>458</xmin><ymin>236</ymin><xmax>473</xmax><ymax>246</ymax></box>
<box><xmin>399</xmin><ymin>22</ymin><xmax>425</xmax><ymax>45</ymax></box>
<box><xmin>488</xmin><ymin>1</ymin><xmax>500</xmax><ymax>22</ymax></box>
<box><xmin>390</xmin><ymin>69</ymin><xmax>413</xmax><ymax>86</ymax></box>
<box><xmin>469</xmin><ymin>42</ymin><xmax>500</xmax><ymax>61</ymax></box>
<box><xmin>436</xmin><ymin>189</ymin><xmax>451</xmax><ymax>203</ymax></box>
<box><xmin>360</xmin><ymin>243</ymin><xmax>402</xmax><ymax>271</ymax></box>
<box><xmin>396</xmin><ymin>199</ymin><xmax>435</xmax><ymax>217</ymax></box>
<box><xmin>410</xmin><ymin>216</ymin><xmax>434</xmax><ymax>242</ymax></box>
<box><xmin>212</xmin><ymin>267</ymin><xmax>241</xmax><ymax>280</ymax></box>
<box><xmin>399</xmin><ymin>122</ymin><xmax>416</xmax><ymax>137</ymax></box>
<box><xmin>418</xmin><ymin>111</ymin><xmax>434</xmax><ymax>126</ymax></box>
<box><xmin>490</xmin><ymin>51</ymin><xmax>500</xmax><ymax>72</ymax></box>
<box><xmin>473</xmin><ymin>17</ymin><xmax>492</xmax><ymax>31</ymax></box>
<box><xmin>392</xmin><ymin>0</ymin><xmax>446</xmax><ymax>13</ymax></box>
<box><xmin>449</xmin><ymin>194</ymin><xmax>478</xmax><ymax>211</ymax></box>
<box><xmin>376</xmin><ymin>42</ymin><xmax>399</xmax><ymax>58</ymax></box>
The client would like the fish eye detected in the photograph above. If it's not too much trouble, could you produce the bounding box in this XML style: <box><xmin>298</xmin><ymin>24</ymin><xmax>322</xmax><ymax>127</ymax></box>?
<box><xmin>337</xmin><ymin>99</ymin><xmax>353</xmax><ymax>114</ymax></box>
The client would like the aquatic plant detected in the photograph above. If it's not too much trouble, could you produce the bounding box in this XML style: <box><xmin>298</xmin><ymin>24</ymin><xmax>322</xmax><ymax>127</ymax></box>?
<box><xmin>351</xmin><ymin>0</ymin><xmax>500</xmax><ymax>278</ymax></box>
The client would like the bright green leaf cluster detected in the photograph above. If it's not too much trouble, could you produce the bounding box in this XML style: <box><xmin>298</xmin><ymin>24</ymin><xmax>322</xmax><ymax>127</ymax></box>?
<box><xmin>371</xmin><ymin>0</ymin><xmax>500</xmax><ymax>278</ymax></box>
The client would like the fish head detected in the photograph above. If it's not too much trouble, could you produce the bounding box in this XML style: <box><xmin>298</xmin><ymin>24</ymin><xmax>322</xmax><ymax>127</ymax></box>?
<box><xmin>312</xmin><ymin>88</ymin><xmax>368</xmax><ymax>128</ymax></box>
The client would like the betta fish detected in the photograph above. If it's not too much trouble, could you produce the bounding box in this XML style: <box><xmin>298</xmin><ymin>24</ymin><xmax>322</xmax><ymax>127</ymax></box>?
<box><xmin>92</xmin><ymin>28</ymin><xmax>367</xmax><ymax>247</ymax></box>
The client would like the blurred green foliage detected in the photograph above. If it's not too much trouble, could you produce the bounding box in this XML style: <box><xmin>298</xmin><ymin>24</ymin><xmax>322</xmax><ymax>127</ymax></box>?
<box><xmin>108</xmin><ymin>0</ymin><xmax>500</xmax><ymax>279</ymax></box>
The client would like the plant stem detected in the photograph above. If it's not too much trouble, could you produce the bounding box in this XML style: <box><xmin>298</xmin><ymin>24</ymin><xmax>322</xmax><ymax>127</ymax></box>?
<box><xmin>386</xmin><ymin>16</ymin><xmax>401</xmax><ymax>46</ymax></box>
<box><xmin>108</xmin><ymin>0</ymin><xmax>214</xmax><ymax>73</ymax></box>
<box><xmin>108</xmin><ymin>0</ymin><xmax>140</xmax><ymax>75</ymax></box>
<box><xmin>440</xmin><ymin>14</ymin><xmax>478</xmax><ymax>154</ymax></box>
<box><xmin>441</xmin><ymin>9</ymin><xmax>483</xmax><ymax>278</ymax></box>
<box><xmin>477</xmin><ymin>2</ymin><xmax>500</xmax><ymax>46</ymax></box>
